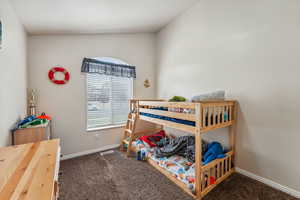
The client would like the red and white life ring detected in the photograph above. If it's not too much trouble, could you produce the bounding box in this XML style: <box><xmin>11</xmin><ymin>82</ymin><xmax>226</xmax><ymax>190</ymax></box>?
<box><xmin>48</xmin><ymin>67</ymin><xmax>70</xmax><ymax>85</ymax></box>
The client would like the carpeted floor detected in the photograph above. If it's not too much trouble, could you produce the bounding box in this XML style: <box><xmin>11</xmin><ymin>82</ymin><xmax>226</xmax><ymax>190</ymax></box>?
<box><xmin>59</xmin><ymin>151</ymin><xmax>298</xmax><ymax>200</ymax></box>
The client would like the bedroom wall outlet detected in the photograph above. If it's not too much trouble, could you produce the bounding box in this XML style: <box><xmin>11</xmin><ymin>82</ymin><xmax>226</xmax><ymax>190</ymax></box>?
<box><xmin>95</xmin><ymin>133</ymin><xmax>101</xmax><ymax>140</ymax></box>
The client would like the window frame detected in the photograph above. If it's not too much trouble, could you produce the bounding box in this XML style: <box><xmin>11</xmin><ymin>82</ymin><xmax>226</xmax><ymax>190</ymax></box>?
<box><xmin>85</xmin><ymin>58</ymin><xmax>134</xmax><ymax>132</ymax></box>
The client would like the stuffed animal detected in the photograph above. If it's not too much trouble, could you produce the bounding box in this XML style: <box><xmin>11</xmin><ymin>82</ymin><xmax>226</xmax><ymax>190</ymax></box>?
<box><xmin>169</xmin><ymin>96</ymin><xmax>186</xmax><ymax>102</ymax></box>
<box><xmin>203</xmin><ymin>142</ymin><xmax>226</xmax><ymax>165</ymax></box>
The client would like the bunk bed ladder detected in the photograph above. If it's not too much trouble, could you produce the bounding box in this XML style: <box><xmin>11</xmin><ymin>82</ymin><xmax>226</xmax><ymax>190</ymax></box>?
<box><xmin>120</xmin><ymin>100</ymin><xmax>139</xmax><ymax>156</ymax></box>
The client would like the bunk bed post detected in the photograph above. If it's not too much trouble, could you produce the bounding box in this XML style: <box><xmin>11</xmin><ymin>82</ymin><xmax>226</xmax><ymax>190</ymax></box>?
<box><xmin>130</xmin><ymin>99</ymin><xmax>133</xmax><ymax>112</ymax></box>
<box><xmin>195</xmin><ymin>103</ymin><xmax>202</xmax><ymax>200</ymax></box>
<box><xmin>229</xmin><ymin>101</ymin><xmax>237</xmax><ymax>171</ymax></box>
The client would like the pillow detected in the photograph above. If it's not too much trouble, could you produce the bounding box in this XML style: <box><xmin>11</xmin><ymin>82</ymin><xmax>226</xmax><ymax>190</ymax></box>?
<box><xmin>191</xmin><ymin>90</ymin><xmax>225</xmax><ymax>102</ymax></box>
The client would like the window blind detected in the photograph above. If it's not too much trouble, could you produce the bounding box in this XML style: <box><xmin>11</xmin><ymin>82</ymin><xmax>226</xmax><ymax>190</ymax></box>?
<box><xmin>86</xmin><ymin>73</ymin><xmax>133</xmax><ymax>130</ymax></box>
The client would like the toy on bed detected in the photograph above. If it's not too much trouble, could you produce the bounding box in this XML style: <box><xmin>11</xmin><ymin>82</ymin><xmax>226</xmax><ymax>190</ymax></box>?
<box><xmin>135</xmin><ymin>130</ymin><xmax>167</xmax><ymax>160</ymax></box>
<box><xmin>203</xmin><ymin>142</ymin><xmax>226</xmax><ymax>165</ymax></box>
<box><xmin>169</xmin><ymin>96</ymin><xmax>187</xmax><ymax>102</ymax></box>
<box><xmin>139</xmin><ymin>130</ymin><xmax>166</xmax><ymax>147</ymax></box>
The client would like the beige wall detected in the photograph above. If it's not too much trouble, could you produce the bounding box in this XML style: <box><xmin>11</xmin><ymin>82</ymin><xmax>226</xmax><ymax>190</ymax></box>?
<box><xmin>0</xmin><ymin>0</ymin><xmax>27</xmax><ymax>146</ymax></box>
<box><xmin>28</xmin><ymin>33</ymin><xmax>156</xmax><ymax>155</ymax></box>
<box><xmin>157</xmin><ymin>0</ymin><xmax>300</xmax><ymax>192</ymax></box>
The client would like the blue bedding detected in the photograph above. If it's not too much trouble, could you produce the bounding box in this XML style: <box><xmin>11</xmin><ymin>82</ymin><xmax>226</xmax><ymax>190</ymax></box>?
<box><xmin>140</xmin><ymin>112</ymin><xmax>195</xmax><ymax>126</ymax></box>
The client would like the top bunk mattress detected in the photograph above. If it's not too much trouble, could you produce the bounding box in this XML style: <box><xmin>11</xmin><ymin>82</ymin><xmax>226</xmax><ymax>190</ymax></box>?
<box><xmin>140</xmin><ymin>112</ymin><xmax>196</xmax><ymax>126</ymax></box>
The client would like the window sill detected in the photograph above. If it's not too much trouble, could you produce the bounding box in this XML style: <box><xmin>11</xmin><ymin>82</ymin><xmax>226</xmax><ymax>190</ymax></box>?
<box><xmin>86</xmin><ymin>124</ymin><xmax>126</xmax><ymax>132</ymax></box>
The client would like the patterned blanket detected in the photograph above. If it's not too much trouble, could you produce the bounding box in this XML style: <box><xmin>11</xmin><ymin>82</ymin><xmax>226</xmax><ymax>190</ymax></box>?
<box><xmin>132</xmin><ymin>140</ymin><xmax>196</xmax><ymax>193</ymax></box>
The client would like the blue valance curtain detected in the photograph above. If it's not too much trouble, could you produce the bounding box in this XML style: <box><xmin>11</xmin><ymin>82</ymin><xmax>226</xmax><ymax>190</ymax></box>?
<box><xmin>81</xmin><ymin>58</ymin><xmax>136</xmax><ymax>78</ymax></box>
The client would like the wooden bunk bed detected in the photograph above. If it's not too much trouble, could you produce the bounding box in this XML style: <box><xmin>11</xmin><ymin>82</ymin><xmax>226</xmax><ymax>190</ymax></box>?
<box><xmin>121</xmin><ymin>99</ymin><xmax>237</xmax><ymax>200</ymax></box>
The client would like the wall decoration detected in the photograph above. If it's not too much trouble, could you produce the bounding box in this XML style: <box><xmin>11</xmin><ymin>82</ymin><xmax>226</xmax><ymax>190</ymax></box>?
<box><xmin>48</xmin><ymin>67</ymin><xmax>70</xmax><ymax>85</ymax></box>
<box><xmin>0</xmin><ymin>20</ymin><xmax>2</xmax><ymax>49</ymax></box>
<box><xmin>144</xmin><ymin>79</ymin><xmax>150</xmax><ymax>88</ymax></box>
<box><xmin>28</xmin><ymin>89</ymin><xmax>37</xmax><ymax>116</ymax></box>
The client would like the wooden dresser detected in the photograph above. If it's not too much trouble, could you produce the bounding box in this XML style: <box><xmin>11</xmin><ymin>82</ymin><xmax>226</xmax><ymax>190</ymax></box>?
<box><xmin>13</xmin><ymin>121</ymin><xmax>52</xmax><ymax>145</ymax></box>
<box><xmin>0</xmin><ymin>139</ymin><xmax>61</xmax><ymax>200</ymax></box>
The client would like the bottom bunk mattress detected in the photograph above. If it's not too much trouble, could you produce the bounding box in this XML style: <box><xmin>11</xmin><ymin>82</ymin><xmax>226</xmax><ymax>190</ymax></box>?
<box><xmin>132</xmin><ymin>140</ymin><xmax>196</xmax><ymax>193</ymax></box>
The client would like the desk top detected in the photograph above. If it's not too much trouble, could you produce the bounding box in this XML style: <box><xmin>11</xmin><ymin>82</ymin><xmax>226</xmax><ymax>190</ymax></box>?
<box><xmin>0</xmin><ymin>139</ymin><xmax>60</xmax><ymax>200</ymax></box>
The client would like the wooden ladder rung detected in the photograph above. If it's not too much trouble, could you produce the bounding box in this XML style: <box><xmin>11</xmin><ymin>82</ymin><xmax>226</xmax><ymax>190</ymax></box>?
<box><xmin>125</xmin><ymin>129</ymin><xmax>132</xmax><ymax>134</ymax></box>
<box><xmin>122</xmin><ymin>139</ymin><xmax>129</xmax><ymax>145</ymax></box>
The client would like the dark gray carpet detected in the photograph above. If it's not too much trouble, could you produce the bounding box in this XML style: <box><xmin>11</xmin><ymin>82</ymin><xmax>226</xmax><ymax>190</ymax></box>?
<box><xmin>59</xmin><ymin>151</ymin><xmax>298</xmax><ymax>200</ymax></box>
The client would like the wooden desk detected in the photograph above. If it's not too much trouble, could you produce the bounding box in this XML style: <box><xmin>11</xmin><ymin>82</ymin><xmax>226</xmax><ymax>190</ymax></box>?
<box><xmin>0</xmin><ymin>139</ymin><xmax>60</xmax><ymax>200</ymax></box>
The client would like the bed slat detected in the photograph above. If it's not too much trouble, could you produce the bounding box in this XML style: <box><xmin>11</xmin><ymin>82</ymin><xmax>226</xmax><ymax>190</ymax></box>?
<box><xmin>139</xmin><ymin>108</ymin><xmax>195</xmax><ymax>121</ymax></box>
<box><xmin>139</xmin><ymin>101</ymin><xmax>196</xmax><ymax>109</ymax></box>
<box><xmin>139</xmin><ymin>115</ymin><xmax>196</xmax><ymax>133</ymax></box>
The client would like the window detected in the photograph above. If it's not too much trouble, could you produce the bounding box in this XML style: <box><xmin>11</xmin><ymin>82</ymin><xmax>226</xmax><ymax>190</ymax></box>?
<box><xmin>86</xmin><ymin>58</ymin><xmax>133</xmax><ymax>130</ymax></box>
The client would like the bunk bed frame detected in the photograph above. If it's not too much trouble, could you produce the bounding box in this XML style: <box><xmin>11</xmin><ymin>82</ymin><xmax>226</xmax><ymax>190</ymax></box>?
<box><xmin>121</xmin><ymin>99</ymin><xmax>237</xmax><ymax>200</ymax></box>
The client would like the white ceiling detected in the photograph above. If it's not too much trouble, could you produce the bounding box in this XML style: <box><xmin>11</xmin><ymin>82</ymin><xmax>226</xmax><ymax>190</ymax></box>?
<box><xmin>11</xmin><ymin>0</ymin><xmax>199</xmax><ymax>35</ymax></box>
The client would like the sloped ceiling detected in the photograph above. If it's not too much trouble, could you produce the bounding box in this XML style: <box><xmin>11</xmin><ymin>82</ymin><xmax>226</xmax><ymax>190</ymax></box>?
<box><xmin>11</xmin><ymin>0</ymin><xmax>199</xmax><ymax>34</ymax></box>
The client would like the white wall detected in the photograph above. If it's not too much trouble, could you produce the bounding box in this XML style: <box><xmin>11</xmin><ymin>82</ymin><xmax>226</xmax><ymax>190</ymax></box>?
<box><xmin>0</xmin><ymin>0</ymin><xmax>27</xmax><ymax>146</ymax></box>
<box><xmin>157</xmin><ymin>0</ymin><xmax>300</xmax><ymax>192</ymax></box>
<box><xmin>28</xmin><ymin>33</ymin><xmax>156</xmax><ymax>155</ymax></box>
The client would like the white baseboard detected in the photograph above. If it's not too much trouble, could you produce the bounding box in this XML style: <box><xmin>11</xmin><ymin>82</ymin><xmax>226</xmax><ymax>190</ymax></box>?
<box><xmin>61</xmin><ymin>144</ymin><xmax>120</xmax><ymax>160</ymax></box>
<box><xmin>236</xmin><ymin>168</ymin><xmax>300</xmax><ymax>198</ymax></box>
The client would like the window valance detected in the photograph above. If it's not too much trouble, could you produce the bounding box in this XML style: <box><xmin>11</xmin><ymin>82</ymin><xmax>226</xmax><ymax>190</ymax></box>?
<box><xmin>81</xmin><ymin>57</ymin><xmax>136</xmax><ymax>78</ymax></box>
